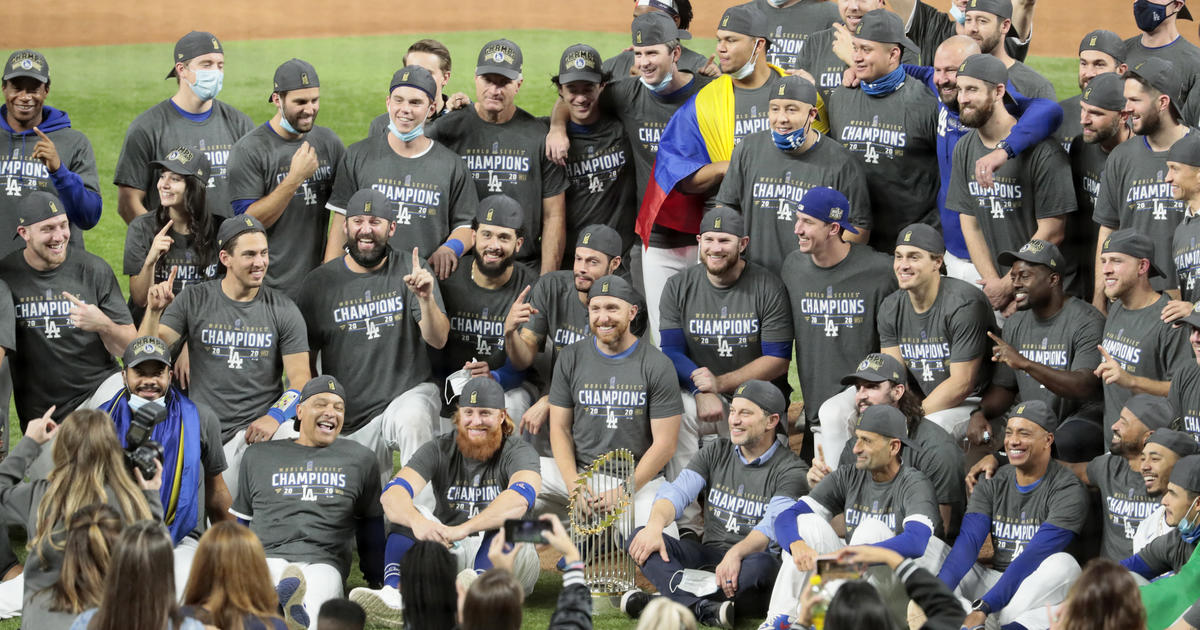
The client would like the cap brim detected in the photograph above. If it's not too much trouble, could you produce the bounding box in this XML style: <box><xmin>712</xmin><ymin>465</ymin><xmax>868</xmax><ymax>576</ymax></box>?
<box><xmin>557</xmin><ymin>71</ymin><xmax>603</xmax><ymax>85</ymax></box>
<box><xmin>1182</xmin><ymin>4</ymin><xmax>1194</xmax><ymax>20</ymax></box>
<box><xmin>677</xmin><ymin>28</ymin><xmax>694</xmax><ymax>41</ymax></box>
<box><xmin>1149</xmin><ymin>260</ymin><xmax>1167</xmax><ymax>278</ymax></box>
<box><xmin>126</xmin><ymin>355</ymin><xmax>170</xmax><ymax>368</ymax></box>
<box><xmin>1173</xmin><ymin>312</ymin><xmax>1200</xmax><ymax>329</ymax></box>
<box><xmin>476</xmin><ymin>65</ymin><xmax>520</xmax><ymax>80</ymax></box>
<box><xmin>148</xmin><ymin>159</ymin><xmax>197</xmax><ymax>177</ymax></box>
<box><xmin>2</xmin><ymin>71</ymin><xmax>48</xmax><ymax>83</ymax></box>
<box><xmin>996</xmin><ymin>250</ymin><xmax>1036</xmax><ymax>267</ymax></box>
<box><xmin>840</xmin><ymin>370</ymin><xmax>890</xmax><ymax>386</ymax></box>
<box><xmin>166</xmin><ymin>67</ymin><xmax>178</xmax><ymax>79</ymax></box>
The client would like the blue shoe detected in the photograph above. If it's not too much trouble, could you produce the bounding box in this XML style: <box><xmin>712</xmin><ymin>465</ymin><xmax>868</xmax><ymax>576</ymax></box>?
<box><xmin>276</xmin><ymin>564</ymin><xmax>309</xmax><ymax>630</ymax></box>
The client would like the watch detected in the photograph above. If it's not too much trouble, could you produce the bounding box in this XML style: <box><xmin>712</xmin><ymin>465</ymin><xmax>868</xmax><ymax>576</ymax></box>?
<box><xmin>971</xmin><ymin>598</ymin><xmax>992</xmax><ymax>615</ymax></box>
<box><xmin>995</xmin><ymin>140</ymin><xmax>1016</xmax><ymax>160</ymax></box>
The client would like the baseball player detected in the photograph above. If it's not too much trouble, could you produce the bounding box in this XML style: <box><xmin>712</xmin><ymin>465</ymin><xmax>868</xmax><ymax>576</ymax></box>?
<box><xmin>711</xmin><ymin>76</ymin><xmax>872</xmax><ymax>275</ymax></box>
<box><xmin>114</xmin><ymin>31</ymin><xmax>253</xmax><ymax>224</ymax></box>
<box><xmin>328</xmin><ymin>65</ymin><xmax>477</xmax><ymax>279</ymax></box>
<box><xmin>541</xmin><ymin>274</ymin><xmax>682</xmax><ymax>529</ymax></box>
<box><xmin>1168</xmin><ymin>300</ymin><xmax>1200</xmax><ymax>441</ymax></box>
<box><xmin>140</xmin><ymin>215</ymin><xmax>311</xmax><ymax>496</ymax></box>
<box><xmin>1054</xmin><ymin>30</ymin><xmax>1126</xmax><ymax>151</ymax></box>
<box><xmin>781</xmin><ymin>187</ymin><xmax>896</xmax><ymax>460</ymax></box>
<box><xmin>948</xmin><ymin>54</ymin><xmax>1076</xmax><ymax>314</ymax></box>
<box><xmin>1124</xmin><ymin>0</ymin><xmax>1200</xmax><ymax>127</ymax></box>
<box><xmin>1167</xmin><ymin>133</ymin><xmax>1200</xmax><ymax>306</ymax></box>
<box><xmin>297</xmin><ymin>188</ymin><xmax>449</xmax><ymax>479</ymax></box>
<box><xmin>1093</xmin><ymin>58</ymin><xmax>1192</xmax><ymax>308</ymax></box>
<box><xmin>1133</xmin><ymin>429</ymin><xmax>1200</xmax><ymax>553</ymax></box>
<box><xmin>603</xmin><ymin>0</ymin><xmax>715</xmax><ymax>78</ymax></box>
<box><xmin>0</xmin><ymin>49</ymin><xmax>100</xmax><ymax>257</ymax></box>
<box><xmin>621</xmin><ymin>381</ymin><xmax>809</xmax><ymax>627</ymax></box>
<box><xmin>1122</xmin><ymin>454</ymin><xmax>1200</xmax><ymax>601</ymax></box>
<box><xmin>1095</xmin><ymin>230</ymin><xmax>1192</xmax><ymax>446</ymax></box>
<box><xmin>878</xmin><ymin>224</ymin><xmax>996</xmax><ymax>435</ymax></box>
<box><xmin>350</xmin><ymin>377</ymin><xmax>541</xmax><ymax>625</ymax></box>
<box><xmin>766</xmin><ymin>405</ymin><xmax>946</xmax><ymax>625</ymax></box>
<box><xmin>961</xmin><ymin>0</ymin><xmax>1055</xmax><ymax>99</ymax></box>
<box><xmin>938</xmin><ymin>401</ymin><xmax>1087</xmax><ymax>630</ymax></box>
<box><xmin>795</xmin><ymin>0</ymin><xmax>918</xmax><ymax>106</ymax></box>
<box><xmin>827</xmin><ymin>9</ymin><xmax>940</xmax><ymax>252</ymax></box>
<box><xmin>365</xmin><ymin>38</ymin><xmax>469</xmax><ymax>134</ymax></box>
<box><xmin>227</xmin><ymin>58</ymin><xmax>343</xmax><ymax>299</ymax></box>
<box><xmin>436</xmin><ymin>195</ymin><xmax>537</xmax><ymax>421</ymax></box>
<box><xmin>899</xmin><ymin>0</ymin><xmax>1035</xmax><ymax>66</ymax></box>
<box><xmin>427</xmin><ymin>38</ymin><xmax>567</xmax><ymax>275</ymax></box>
<box><xmin>750</xmin><ymin>0</ymin><xmax>839</xmax><ymax>72</ymax></box>
<box><xmin>231</xmin><ymin>375</ymin><xmax>383</xmax><ymax>630</ymax></box>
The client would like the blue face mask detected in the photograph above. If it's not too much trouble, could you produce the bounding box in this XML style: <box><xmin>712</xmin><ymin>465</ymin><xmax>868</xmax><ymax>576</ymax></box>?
<box><xmin>772</xmin><ymin>120</ymin><xmax>811</xmax><ymax>151</ymax></box>
<box><xmin>949</xmin><ymin>4</ymin><xmax>967</xmax><ymax>24</ymax></box>
<box><xmin>639</xmin><ymin>71</ymin><xmax>674</xmax><ymax>94</ymax></box>
<box><xmin>388</xmin><ymin>120</ymin><xmax>424</xmax><ymax>142</ymax></box>
<box><xmin>128</xmin><ymin>393</ymin><xmax>157</xmax><ymax>411</ymax></box>
<box><xmin>188</xmin><ymin>69</ymin><xmax>223</xmax><ymax>101</ymax></box>
<box><xmin>1134</xmin><ymin>0</ymin><xmax>1175</xmax><ymax>33</ymax></box>
<box><xmin>1180</xmin><ymin>497</ymin><xmax>1200</xmax><ymax>544</ymax></box>
<box><xmin>278</xmin><ymin>110</ymin><xmax>300</xmax><ymax>135</ymax></box>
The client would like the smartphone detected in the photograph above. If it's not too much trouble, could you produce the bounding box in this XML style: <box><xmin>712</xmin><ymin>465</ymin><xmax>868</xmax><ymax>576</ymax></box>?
<box><xmin>504</xmin><ymin>518</ymin><xmax>552</xmax><ymax>544</ymax></box>
<box><xmin>816</xmin><ymin>556</ymin><xmax>861</xmax><ymax>581</ymax></box>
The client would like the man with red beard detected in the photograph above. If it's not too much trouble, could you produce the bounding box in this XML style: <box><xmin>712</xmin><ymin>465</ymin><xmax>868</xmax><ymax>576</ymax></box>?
<box><xmin>297</xmin><ymin>188</ymin><xmax>449</xmax><ymax>478</ymax></box>
<box><xmin>351</xmin><ymin>376</ymin><xmax>541</xmax><ymax>626</ymax></box>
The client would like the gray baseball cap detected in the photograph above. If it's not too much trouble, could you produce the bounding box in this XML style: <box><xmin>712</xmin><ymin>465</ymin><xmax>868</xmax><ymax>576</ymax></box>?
<box><xmin>390</xmin><ymin>65</ymin><xmax>438</xmax><ymax>100</ymax></box>
<box><xmin>150</xmin><ymin>145</ymin><xmax>210</xmax><ymax>180</ymax></box>
<box><xmin>476</xmin><ymin>39</ymin><xmax>523</xmax><ymax>80</ymax></box>
<box><xmin>1081</xmin><ymin>72</ymin><xmax>1128</xmax><ymax>112</ymax></box>
<box><xmin>576</xmin><ymin>225</ymin><xmax>623</xmax><ymax>258</ymax></box>
<box><xmin>958</xmin><ymin>53</ymin><xmax>1009</xmax><ymax>86</ymax></box>
<box><xmin>3</xmin><ymin>50</ymin><xmax>49</xmax><ymax>83</ymax></box>
<box><xmin>732</xmin><ymin>380</ymin><xmax>787</xmax><ymax>419</ymax></box>
<box><xmin>16</xmin><ymin>191</ymin><xmax>64</xmax><ymax>232</ymax></box>
<box><xmin>1173</xmin><ymin>300</ymin><xmax>1200</xmax><ymax>330</ymax></box>
<box><xmin>896</xmin><ymin>223</ymin><xmax>945</xmax><ymax>256</ymax></box>
<box><xmin>770</xmin><ymin>75</ymin><xmax>818</xmax><ymax>106</ymax></box>
<box><xmin>1129</xmin><ymin>57</ymin><xmax>1182</xmax><ymax>111</ymax></box>
<box><xmin>1147</xmin><ymin>429</ymin><xmax>1200</xmax><ymax>457</ymax></box>
<box><xmin>166</xmin><ymin>31</ymin><xmax>223</xmax><ymax>79</ymax></box>
<box><xmin>841</xmin><ymin>353</ymin><xmax>907</xmax><ymax>386</ymax></box>
<box><xmin>269</xmin><ymin>58</ymin><xmax>319</xmax><ymax>102</ymax></box>
<box><xmin>632</xmin><ymin>11</ymin><xmax>691</xmax><ymax>46</ymax></box>
<box><xmin>700</xmin><ymin>206</ymin><xmax>745</xmax><ymax>237</ymax></box>
<box><xmin>588</xmin><ymin>274</ymin><xmax>639</xmax><ymax>306</ymax></box>
<box><xmin>1168</xmin><ymin>132</ymin><xmax>1200</xmax><ymax>167</ymax></box>
<box><xmin>1101</xmin><ymin>229</ymin><xmax>1164</xmax><ymax>278</ymax></box>
<box><xmin>217</xmin><ymin>215</ymin><xmax>266</xmax><ymax>250</ymax></box>
<box><xmin>854</xmin><ymin>405</ymin><xmax>910</xmax><ymax>442</ymax></box>
<box><xmin>556</xmin><ymin>44</ymin><xmax>603</xmax><ymax>84</ymax></box>
<box><xmin>300</xmin><ymin>375</ymin><xmax>345</xmax><ymax>404</ymax></box>
<box><xmin>997</xmin><ymin>239</ymin><xmax>1066</xmax><ymax>272</ymax></box>
<box><xmin>345</xmin><ymin>188</ymin><xmax>395</xmax><ymax>221</ymax></box>
<box><xmin>853</xmin><ymin>9</ymin><xmax>919</xmax><ymax>55</ymax></box>
<box><xmin>717</xmin><ymin>4</ymin><xmax>771</xmax><ymax>43</ymax></box>
<box><xmin>964</xmin><ymin>0</ymin><xmax>1013</xmax><ymax>19</ymax></box>
<box><xmin>1008</xmin><ymin>400</ymin><xmax>1059</xmax><ymax>433</ymax></box>
<box><xmin>460</xmin><ymin>377</ymin><xmax>506</xmax><ymax>409</ymax></box>
<box><xmin>123</xmin><ymin>336</ymin><xmax>171</xmax><ymax>368</ymax></box>
<box><xmin>1169</xmin><ymin>454</ymin><xmax>1200</xmax><ymax>493</ymax></box>
<box><xmin>476</xmin><ymin>194</ymin><xmax>524</xmax><ymax>230</ymax></box>
<box><xmin>1079</xmin><ymin>29</ymin><xmax>1125</xmax><ymax>64</ymax></box>
<box><xmin>1124</xmin><ymin>394</ymin><xmax>1177</xmax><ymax>431</ymax></box>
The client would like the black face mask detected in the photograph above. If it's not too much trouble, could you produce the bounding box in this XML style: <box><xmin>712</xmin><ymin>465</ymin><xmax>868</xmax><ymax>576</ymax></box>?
<box><xmin>1134</xmin><ymin>0</ymin><xmax>1178</xmax><ymax>33</ymax></box>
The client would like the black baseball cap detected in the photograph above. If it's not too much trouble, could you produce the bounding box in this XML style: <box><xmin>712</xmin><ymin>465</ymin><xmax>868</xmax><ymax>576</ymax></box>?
<box><xmin>345</xmin><ymin>188</ymin><xmax>395</xmax><ymax>221</ymax></box>
<box><xmin>588</xmin><ymin>274</ymin><xmax>639</xmax><ymax>306</ymax></box>
<box><xmin>1167</xmin><ymin>132</ymin><xmax>1200</xmax><ymax>167</ymax></box>
<box><xmin>958</xmin><ymin>53</ymin><xmax>1009</xmax><ymax>86</ymax></box>
<box><xmin>1079</xmin><ymin>29</ymin><xmax>1125</xmax><ymax>64</ymax></box>
<box><xmin>797</xmin><ymin>186</ymin><xmax>859</xmax><ymax>234</ymax></box>
<box><xmin>896</xmin><ymin>223</ymin><xmax>945</xmax><ymax>256</ymax></box>
<box><xmin>123</xmin><ymin>336</ymin><xmax>171</xmax><ymax>368</ymax></box>
<box><xmin>1147</xmin><ymin>429</ymin><xmax>1200</xmax><ymax>457</ymax></box>
<box><xmin>770</xmin><ymin>75</ymin><xmax>818</xmax><ymax>106</ymax></box>
<box><xmin>166</xmin><ymin>31</ymin><xmax>223</xmax><ymax>79</ymax></box>
<box><xmin>16</xmin><ymin>191</ymin><xmax>65</xmax><ymax>232</ymax></box>
<box><xmin>700</xmin><ymin>207</ymin><xmax>745</xmax><ymax>237</ymax></box>
<box><xmin>460</xmin><ymin>376</ymin><xmax>506</xmax><ymax>409</ymax></box>
<box><xmin>217</xmin><ymin>215</ymin><xmax>266</xmax><ymax>250</ymax></box>
<box><xmin>1008</xmin><ymin>400</ymin><xmax>1059</xmax><ymax>433</ymax></box>
<box><xmin>1169</xmin><ymin>454</ymin><xmax>1200</xmax><ymax>493</ymax></box>
<box><xmin>1081</xmin><ymin>72</ymin><xmax>1128</xmax><ymax>112</ymax></box>
<box><xmin>841</xmin><ymin>353</ymin><xmax>907</xmax><ymax>386</ymax></box>
<box><xmin>1129</xmin><ymin>58</ymin><xmax>1182</xmax><ymax>111</ymax></box>
<box><xmin>853</xmin><ymin>9</ymin><xmax>919</xmax><ymax>55</ymax></box>
<box><xmin>631</xmin><ymin>11</ymin><xmax>691</xmax><ymax>46</ymax></box>
<box><xmin>576</xmin><ymin>225</ymin><xmax>623</xmax><ymax>258</ymax></box>
<box><xmin>390</xmin><ymin>65</ymin><xmax>438</xmax><ymax>100</ymax></box>
<box><xmin>1124</xmin><ymin>394</ymin><xmax>1176</xmax><ymax>431</ymax></box>
<box><xmin>997</xmin><ymin>239</ymin><xmax>1066</xmax><ymax>272</ymax></box>
<box><xmin>1101</xmin><ymin>229</ymin><xmax>1163</xmax><ymax>278</ymax></box>
<box><xmin>556</xmin><ymin>44</ymin><xmax>603</xmax><ymax>84</ymax></box>
<box><xmin>150</xmin><ymin>145</ymin><xmax>210</xmax><ymax>179</ymax></box>
<box><xmin>854</xmin><ymin>405</ymin><xmax>910</xmax><ymax>443</ymax></box>
<box><xmin>476</xmin><ymin>39</ymin><xmax>523</xmax><ymax>80</ymax></box>
<box><xmin>1173</xmin><ymin>300</ymin><xmax>1200</xmax><ymax>330</ymax></box>
<box><xmin>269</xmin><ymin>58</ymin><xmax>319</xmax><ymax>102</ymax></box>
<box><xmin>717</xmin><ymin>4</ymin><xmax>771</xmax><ymax>43</ymax></box>
<box><xmin>964</xmin><ymin>0</ymin><xmax>1013</xmax><ymax>19</ymax></box>
<box><xmin>732</xmin><ymin>380</ymin><xmax>787</xmax><ymax>419</ymax></box>
<box><xmin>476</xmin><ymin>194</ymin><xmax>524</xmax><ymax>230</ymax></box>
<box><xmin>300</xmin><ymin>375</ymin><xmax>344</xmax><ymax>404</ymax></box>
<box><xmin>3</xmin><ymin>50</ymin><xmax>49</xmax><ymax>83</ymax></box>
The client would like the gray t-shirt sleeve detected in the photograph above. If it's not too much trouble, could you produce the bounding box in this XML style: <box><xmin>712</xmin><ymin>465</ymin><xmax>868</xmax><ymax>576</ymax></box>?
<box><xmin>1138</xmin><ymin>530</ymin><xmax>1187</xmax><ymax>576</ymax></box>
<box><xmin>946</xmin><ymin>138</ymin><xmax>973</xmax><ymax>215</ymax></box>
<box><xmin>159</xmin><ymin>284</ymin><xmax>192</xmax><ymax>339</ymax></box>
<box><xmin>541</xmin><ymin>146</ymin><xmax>568</xmax><ymax>198</ymax></box>
<box><xmin>274</xmin><ymin>298</ymin><xmax>310</xmax><ymax>356</ymax></box>
<box><xmin>1029</xmin><ymin>142</ymin><xmax>1077</xmax><ymax>219</ymax></box>
<box><xmin>658</xmin><ymin>275</ymin><xmax>683</xmax><ymax>331</ymax></box>
<box><xmin>356</xmin><ymin>458</ymin><xmax>384</xmax><ymax>518</ymax></box>
<box><xmin>96</xmin><ymin>266</ymin><xmax>133</xmax><ymax>325</ymax></box>
<box><xmin>1046</xmin><ymin>471</ymin><xmax>1089</xmax><ymax>533</ymax></box>
<box><xmin>712</xmin><ymin>141</ymin><xmax>748</xmax><ymax>211</ymax></box>
<box><xmin>1161</xmin><ymin>322</ymin><xmax>1194</xmax><ymax>378</ymax></box>
<box><xmin>900</xmin><ymin>468</ymin><xmax>941</xmax><ymax>526</ymax></box>
<box><xmin>232</xmin><ymin>458</ymin><xmax>254</xmax><ymax>518</ymax></box>
<box><xmin>326</xmin><ymin>149</ymin><xmax>356</xmax><ymax>211</ymax></box>
<box><xmin>808</xmin><ymin>467</ymin><xmax>849</xmax><ymax>515</ymax></box>
<box><xmin>548</xmin><ymin>347</ymin><xmax>576</xmax><ymax>408</ymax></box>
<box><xmin>878</xmin><ymin>293</ymin><xmax>900</xmax><ymax>347</ymax></box>
<box><xmin>0</xmin><ymin>279</ymin><xmax>14</xmax><ymax>353</ymax></box>
<box><xmin>647</xmin><ymin>350</ymin><xmax>684</xmax><ymax>419</ymax></box>
<box><xmin>404</xmin><ymin>439</ymin><xmax>441</xmax><ymax>485</ymax></box>
<box><xmin>448</xmin><ymin>158</ymin><xmax>479</xmax><ymax>230</ymax></box>
<box><xmin>760</xmin><ymin>280</ymin><xmax>793</xmax><ymax>343</ymax></box>
<box><xmin>947</xmin><ymin>300</ymin><xmax>991</xmax><ymax>363</ymax></box>
<box><xmin>1070</xmin><ymin>312</ymin><xmax>1104</xmax><ymax>371</ymax></box>
<box><xmin>1092</xmin><ymin>154</ymin><xmax>1122</xmax><ymax>228</ymax></box>
<box><xmin>226</xmin><ymin>133</ymin><xmax>269</xmax><ymax>204</ymax></box>
<box><xmin>198</xmin><ymin>404</ymin><xmax>228</xmax><ymax>476</ymax></box>
<box><xmin>123</xmin><ymin>215</ymin><xmax>153</xmax><ymax>276</ymax></box>
<box><xmin>113</xmin><ymin>119</ymin><xmax>155</xmax><ymax>189</ymax></box>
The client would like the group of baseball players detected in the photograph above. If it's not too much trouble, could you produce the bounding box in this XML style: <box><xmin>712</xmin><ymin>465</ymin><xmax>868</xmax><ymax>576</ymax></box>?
<box><xmin>5</xmin><ymin>0</ymin><xmax>1200</xmax><ymax>627</ymax></box>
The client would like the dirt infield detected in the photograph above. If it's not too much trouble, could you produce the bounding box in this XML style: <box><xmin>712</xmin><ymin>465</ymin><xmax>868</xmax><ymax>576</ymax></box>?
<box><xmin>5</xmin><ymin>0</ymin><xmax>1196</xmax><ymax>59</ymax></box>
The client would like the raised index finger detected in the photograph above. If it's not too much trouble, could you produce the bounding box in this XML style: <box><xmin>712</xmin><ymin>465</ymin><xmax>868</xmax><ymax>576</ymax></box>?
<box><xmin>1097</xmin><ymin>344</ymin><xmax>1113</xmax><ymax>362</ymax></box>
<box><xmin>62</xmin><ymin>291</ymin><xmax>85</xmax><ymax>306</ymax></box>
<box><xmin>156</xmin><ymin>219</ymin><xmax>175</xmax><ymax>238</ymax></box>
<box><xmin>516</xmin><ymin>284</ymin><xmax>531</xmax><ymax>305</ymax></box>
<box><xmin>412</xmin><ymin>247</ymin><xmax>421</xmax><ymax>270</ymax></box>
<box><xmin>166</xmin><ymin>265</ymin><xmax>179</xmax><ymax>287</ymax></box>
<box><xmin>32</xmin><ymin>126</ymin><xmax>49</xmax><ymax>141</ymax></box>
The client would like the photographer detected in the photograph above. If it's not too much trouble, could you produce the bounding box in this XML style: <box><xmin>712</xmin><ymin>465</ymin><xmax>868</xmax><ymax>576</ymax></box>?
<box><xmin>0</xmin><ymin>408</ymin><xmax>161</xmax><ymax>620</ymax></box>
<box><xmin>100</xmin><ymin>336</ymin><xmax>232</xmax><ymax>596</ymax></box>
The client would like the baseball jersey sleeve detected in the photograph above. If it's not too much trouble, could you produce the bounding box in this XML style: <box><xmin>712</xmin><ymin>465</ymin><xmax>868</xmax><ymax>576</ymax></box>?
<box><xmin>947</xmin><ymin>300</ymin><xmax>991</xmax><ymax>363</ymax></box>
<box><xmin>198</xmin><ymin>403</ymin><xmax>228</xmax><ymax>477</ymax></box>
<box><xmin>646</xmin><ymin>349</ymin><xmax>685</xmax><ymax>419</ymax></box>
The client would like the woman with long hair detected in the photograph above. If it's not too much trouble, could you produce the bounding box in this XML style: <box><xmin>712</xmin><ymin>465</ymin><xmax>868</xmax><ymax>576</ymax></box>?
<box><xmin>1051</xmin><ymin>557</ymin><xmax>1146</xmax><ymax>630</ymax></box>
<box><xmin>23</xmin><ymin>504</ymin><xmax>122</xmax><ymax>630</ymax></box>
<box><xmin>124</xmin><ymin>144</ymin><xmax>218</xmax><ymax>315</ymax></box>
<box><xmin>181</xmin><ymin>521</ymin><xmax>286</xmax><ymax>630</ymax></box>
<box><xmin>399</xmin><ymin>541</ymin><xmax>458</xmax><ymax>630</ymax></box>
<box><xmin>70</xmin><ymin>520</ymin><xmax>205</xmax><ymax>630</ymax></box>
<box><xmin>0</xmin><ymin>408</ymin><xmax>161</xmax><ymax>619</ymax></box>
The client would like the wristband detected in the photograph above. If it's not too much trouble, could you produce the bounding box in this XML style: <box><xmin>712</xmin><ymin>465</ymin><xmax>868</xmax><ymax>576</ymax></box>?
<box><xmin>445</xmin><ymin>238</ymin><xmax>465</xmax><ymax>257</ymax></box>
<box><xmin>509</xmin><ymin>481</ymin><xmax>537</xmax><ymax>510</ymax></box>
<box><xmin>563</xmin><ymin>561</ymin><xmax>585</xmax><ymax>572</ymax></box>
<box><xmin>384</xmin><ymin>477</ymin><xmax>415</xmax><ymax>498</ymax></box>
<box><xmin>266</xmin><ymin>389</ymin><xmax>300</xmax><ymax>424</ymax></box>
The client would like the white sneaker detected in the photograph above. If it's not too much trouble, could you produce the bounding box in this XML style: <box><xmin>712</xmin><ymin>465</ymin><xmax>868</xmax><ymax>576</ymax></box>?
<box><xmin>349</xmin><ymin>584</ymin><xmax>404</xmax><ymax>628</ymax></box>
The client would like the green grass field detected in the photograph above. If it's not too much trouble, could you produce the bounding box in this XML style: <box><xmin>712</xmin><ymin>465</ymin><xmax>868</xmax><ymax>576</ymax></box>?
<box><xmin>0</xmin><ymin>29</ymin><xmax>1078</xmax><ymax>629</ymax></box>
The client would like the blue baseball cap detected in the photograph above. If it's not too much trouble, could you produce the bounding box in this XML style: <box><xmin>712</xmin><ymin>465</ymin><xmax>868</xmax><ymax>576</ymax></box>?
<box><xmin>796</xmin><ymin>187</ymin><xmax>858</xmax><ymax>234</ymax></box>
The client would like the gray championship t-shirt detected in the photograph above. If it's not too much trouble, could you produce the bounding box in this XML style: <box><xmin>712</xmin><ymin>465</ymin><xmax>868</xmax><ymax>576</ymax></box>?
<box><xmin>798</xmin><ymin>26</ymin><xmax>920</xmax><ymax>106</ymax></box>
<box><xmin>522</xmin><ymin>270</ymin><xmax>590</xmax><ymax>365</ymax></box>
<box><xmin>947</xmin><ymin>133</ymin><xmax>1076</xmax><ymax>274</ymax></box>
<box><xmin>1087</xmin><ymin>452</ymin><xmax>1161</xmax><ymax>559</ymax></box>
<box><xmin>326</xmin><ymin>134</ymin><xmax>477</xmax><ymax>259</ymax></box>
<box><xmin>405</xmin><ymin>432</ymin><xmax>539</xmax><ymax>527</ymax></box>
<box><xmin>563</xmin><ymin>115</ymin><xmax>637</xmax><ymax>257</ymax></box>
<box><xmin>227</xmin><ymin>124</ymin><xmax>344</xmax><ymax>299</ymax></box>
<box><xmin>783</xmin><ymin>244</ymin><xmax>897</xmax><ymax>423</ymax></box>
<box><xmin>114</xmin><ymin>99</ymin><xmax>254</xmax><ymax>220</ymax></box>
<box><xmin>232</xmin><ymin>438</ymin><xmax>382</xmax><ymax>577</ymax></box>
<box><xmin>1173</xmin><ymin>211</ymin><xmax>1200</xmax><ymax>302</ymax></box>
<box><xmin>1066</xmin><ymin>135</ymin><xmax>1108</xmax><ymax>299</ymax></box>
<box><xmin>1168</xmin><ymin>362</ymin><xmax>1200</xmax><ymax>441</ymax></box>
<box><xmin>754</xmin><ymin>0</ymin><xmax>841</xmax><ymax>70</ymax></box>
<box><xmin>713</xmin><ymin>131</ymin><xmax>872</xmax><ymax>274</ymax></box>
<box><xmin>1138</xmin><ymin>528</ymin><xmax>1197</xmax><ymax>576</ymax></box>
<box><xmin>1055</xmin><ymin>94</ymin><xmax>1081</xmax><ymax>152</ymax></box>
<box><xmin>827</xmin><ymin>79</ymin><xmax>940</xmax><ymax>250</ymax></box>
<box><xmin>967</xmin><ymin>461</ymin><xmax>1088</xmax><ymax>571</ymax></box>
<box><xmin>906</xmin><ymin>2</ymin><xmax>1030</xmax><ymax>66</ymax></box>
<box><xmin>1100</xmin><ymin>293</ymin><xmax>1192</xmax><ymax>443</ymax></box>
<box><xmin>992</xmin><ymin>297</ymin><xmax>1104</xmax><ymax>420</ymax></box>
<box><xmin>733</xmin><ymin>77</ymin><xmax>785</xmax><ymax>144</ymax></box>
<box><xmin>1006</xmin><ymin>62</ymin><xmax>1056</xmax><ymax>101</ymax></box>
<box><xmin>438</xmin><ymin>255</ymin><xmax>536</xmax><ymax>373</ymax></box>
<box><xmin>123</xmin><ymin>212</ymin><xmax>220</xmax><ymax>294</ymax></box>
<box><xmin>1094</xmin><ymin>134</ymin><xmax>1191</xmax><ymax>291</ymax></box>
<box><xmin>659</xmin><ymin>261</ymin><xmax>792</xmax><ymax>376</ymax></box>
<box><xmin>549</xmin><ymin>337</ymin><xmax>683</xmax><ymax>466</ymax></box>
<box><xmin>808</xmin><ymin>463</ymin><xmax>942</xmax><ymax>540</ymax></box>
<box><xmin>427</xmin><ymin>107</ymin><xmax>568</xmax><ymax>263</ymax></box>
<box><xmin>161</xmin><ymin>281</ymin><xmax>308</xmax><ymax>441</ymax></box>
<box><xmin>297</xmin><ymin>250</ymin><xmax>445</xmax><ymax>433</ymax></box>
<box><xmin>878</xmin><ymin>277</ymin><xmax>995</xmax><ymax>397</ymax></box>
<box><xmin>0</xmin><ymin>249</ymin><xmax>131</xmax><ymax>423</ymax></box>
<box><xmin>687</xmin><ymin>437</ymin><xmax>809</xmax><ymax>551</ymax></box>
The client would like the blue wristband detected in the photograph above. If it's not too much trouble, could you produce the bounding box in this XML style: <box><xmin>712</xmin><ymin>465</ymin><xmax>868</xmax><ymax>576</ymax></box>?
<box><xmin>266</xmin><ymin>389</ymin><xmax>300</xmax><ymax>424</ymax></box>
<box><xmin>384</xmin><ymin>477</ymin><xmax>415</xmax><ymax>498</ymax></box>
<box><xmin>445</xmin><ymin>238</ymin><xmax>465</xmax><ymax>257</ymax></box>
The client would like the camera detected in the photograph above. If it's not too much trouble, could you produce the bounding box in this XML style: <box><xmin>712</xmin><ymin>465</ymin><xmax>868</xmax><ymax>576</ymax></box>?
<box><xmin>125</xmin><ymin>401</ymin><xmax>167</xmax><ymax>480</ymax></box>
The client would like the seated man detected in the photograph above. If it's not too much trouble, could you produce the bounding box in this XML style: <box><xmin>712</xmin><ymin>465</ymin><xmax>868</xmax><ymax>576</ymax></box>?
<box><xmin>621</xmin><ymin>381</ymin><xmax>809</xmax><ymax>627</ymax></box>
<box><xmin>231</xmin><ymin>376</ymin><xmax>383</xmax><ymax>629</ymax></box>
<box><xmin>1134</xmin><ymin>429</ymin><xmax>1200</xmax><ymax>552</ymax></box>
<box><xmin>1124</xmin><ymin>453</ymin><xmax>1200</xmax><ymax>584</ymax></box>
<box><xmin>766</xmin><ymin>405</ymin><xmax>945</xmax><ymax>623</ymax></box>
<box><xmin>349</xmin><ymin>377</ymin><xmax>541</xmax><ymax>626</ymax></box>
<box><xmin>942</xmin><ymin>400</ymin><xmax>1087</xmax><ymax>630</ymax></box>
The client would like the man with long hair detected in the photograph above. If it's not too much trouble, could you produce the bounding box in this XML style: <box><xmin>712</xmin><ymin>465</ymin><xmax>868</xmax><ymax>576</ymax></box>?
<box><xmin>352</xmin><ymin>376</ymin><xmax>541</xmax><ymax>626</ymax></box>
